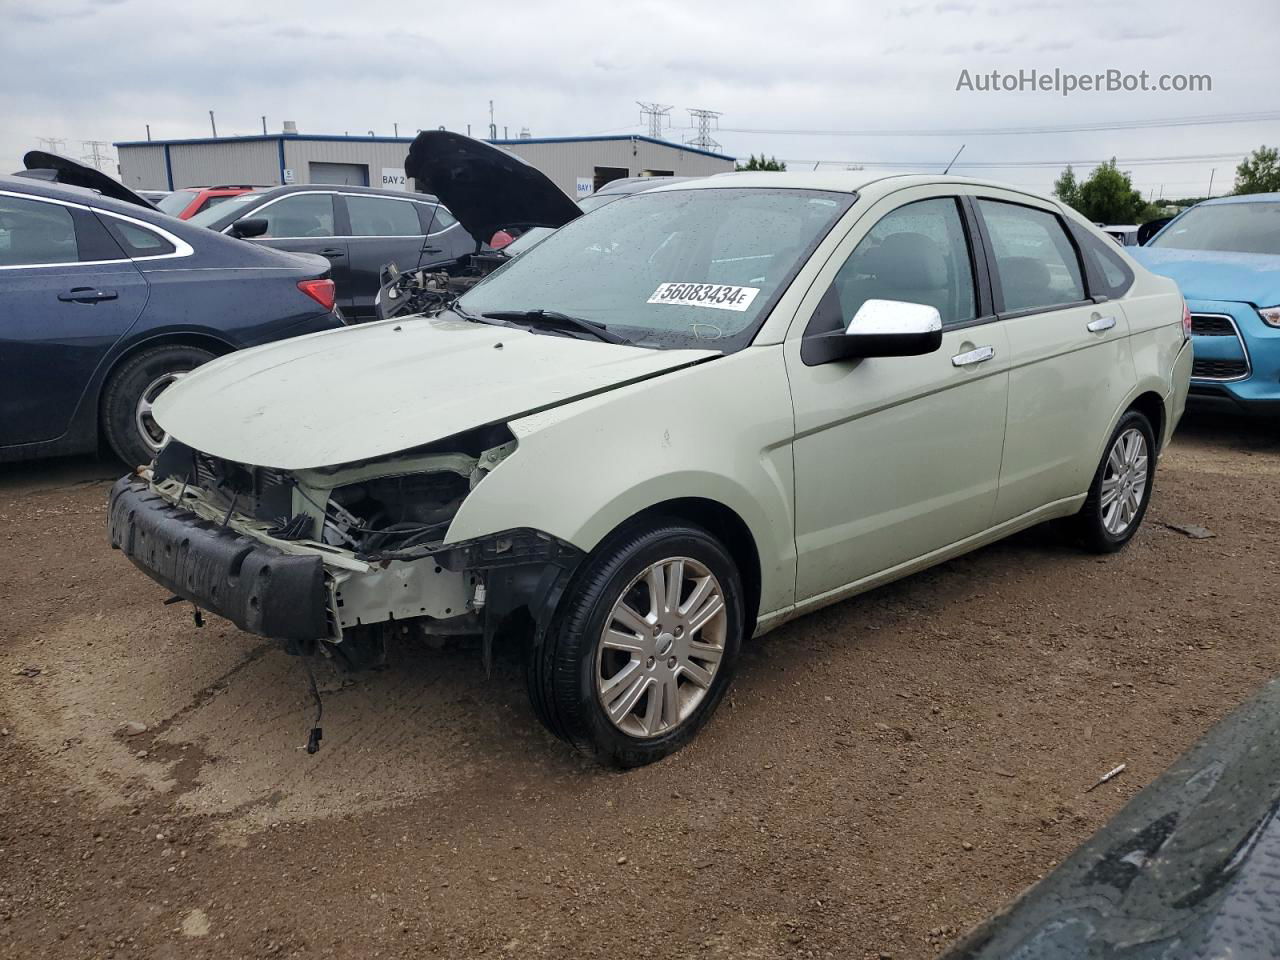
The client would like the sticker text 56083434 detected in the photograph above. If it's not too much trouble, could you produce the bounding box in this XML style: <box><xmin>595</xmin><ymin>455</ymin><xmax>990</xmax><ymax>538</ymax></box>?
<box><xmin>647</xmin><ymin>282</ymin><xmax>761</xmax><ymax>312</ymax></box>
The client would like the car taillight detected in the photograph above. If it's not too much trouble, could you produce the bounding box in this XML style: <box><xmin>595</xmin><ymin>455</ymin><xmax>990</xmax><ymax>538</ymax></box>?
<box><xmin>298</xmin><ymin>278</ymin><xmax>336</xmax><ymax>311</ymax></box>
<box><xmin>1182</xmin><ymin>300</ymin><xmax>1192</xmax><ymax>340</ymax></box>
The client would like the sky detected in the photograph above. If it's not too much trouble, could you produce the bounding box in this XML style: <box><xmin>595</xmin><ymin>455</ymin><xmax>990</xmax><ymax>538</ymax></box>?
<box><xmin>3</xmin><ymin>0</ymin><xmax>1279</xmax><ymax>200</ymax></box>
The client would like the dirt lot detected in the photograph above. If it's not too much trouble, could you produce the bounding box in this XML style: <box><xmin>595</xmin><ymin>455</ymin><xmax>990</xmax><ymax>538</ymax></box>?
<box><xmin>1</xmin><ymin>409</ymin><xmax>1278</xmax><ymax>960</ymax></box>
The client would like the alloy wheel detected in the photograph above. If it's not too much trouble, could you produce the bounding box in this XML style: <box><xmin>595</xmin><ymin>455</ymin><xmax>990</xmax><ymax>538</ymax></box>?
<box><xmin>135</xmin><ymin>371</ymin><xmax>187</xmax><ymax>454</ymax></box>
<box><xmin>595</xmin><ymin>556</ymin><xmax>728</xmax><ymax>739</ymax></box>
<box><xmin>1101</xmin><ymin>427</ymin><xmax>1149</xmax><ymax>536</ymax></box>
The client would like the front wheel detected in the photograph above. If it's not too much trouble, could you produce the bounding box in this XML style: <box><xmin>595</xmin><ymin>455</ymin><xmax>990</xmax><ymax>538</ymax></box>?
<box><xmin>527</xmin><ymin>522</ymin><xmax>744</xmax><ymax>768</ymax></box>
<box><xmin>1071</xmin><ymin>410</ymin><xmax>1156</xmax><ymax>553</ymax></box>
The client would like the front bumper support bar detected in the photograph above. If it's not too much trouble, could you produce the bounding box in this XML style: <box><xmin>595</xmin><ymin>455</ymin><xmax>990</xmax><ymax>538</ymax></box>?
<box><xmin>107</xmin><ymin>477</ymin><xmax>329</xmax><ymax>641</ymax></box>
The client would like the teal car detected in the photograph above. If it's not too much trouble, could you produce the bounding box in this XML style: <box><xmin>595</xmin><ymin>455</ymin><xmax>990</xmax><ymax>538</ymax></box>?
<box><xmin>1132</xmin><ymin>193</ymin><xmax>1280</xmax><ymax>415</ymax></box>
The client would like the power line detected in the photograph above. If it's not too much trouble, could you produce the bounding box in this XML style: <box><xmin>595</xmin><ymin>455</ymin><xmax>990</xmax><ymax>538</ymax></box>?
<box><xmin>790</xmin><ymin>151</ymin><xmax>1247</xmax><ymax>170</ymax></box>
<box><xmin>698</xmin><ymin>110</ymin><xmax>1280</xmax><ymax>138</ymax></box>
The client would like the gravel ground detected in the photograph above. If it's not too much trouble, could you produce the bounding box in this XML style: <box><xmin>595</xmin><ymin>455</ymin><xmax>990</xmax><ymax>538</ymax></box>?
<box><xmin>1</xmin><ymin>409</ymin><xmax>1277</xmax><ymax>959</ymax></box>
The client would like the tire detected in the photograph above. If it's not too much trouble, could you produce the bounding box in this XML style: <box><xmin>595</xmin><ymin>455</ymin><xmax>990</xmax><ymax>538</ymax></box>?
<box><xmin>101</xmin><ymin>345</ymin><xmax>215</xmax><ymax>467</ymax></box>
<box><xmin>1071</xmin><ymin>410</ymin><xmax>1156</xmax><ymax>553</ymax></box>
<box><xmin>527</xmin><ymin>521</ymin><xmax>745</xmax><ymax>768</ymax></box>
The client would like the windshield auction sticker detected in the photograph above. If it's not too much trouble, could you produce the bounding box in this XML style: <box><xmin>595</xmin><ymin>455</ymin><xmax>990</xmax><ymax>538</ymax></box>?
<box><xmin>647</xmin><ymin>282</ymin><xmax>761</xmax><ymax>312</ymax></box>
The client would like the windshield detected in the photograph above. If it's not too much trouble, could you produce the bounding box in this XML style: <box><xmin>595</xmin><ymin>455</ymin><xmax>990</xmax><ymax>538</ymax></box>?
<box><xmin>154</xmin><ymin>191</ymin><xmax>195</xmax><ymax>216</ymax></box>
<box><xmin>1149</xmin><ymin>201</ymin><xmax>1280</xmax><ymax>255</ymax></box>
<box><xmin>458</xmin><ymin>187</ymin><xmax>854</xmax><ymax>351</ymax></box>
<box><xmin>187</xmin><ymin>192</ymin><xmax>264</xmax><ymax>229</ymax></box>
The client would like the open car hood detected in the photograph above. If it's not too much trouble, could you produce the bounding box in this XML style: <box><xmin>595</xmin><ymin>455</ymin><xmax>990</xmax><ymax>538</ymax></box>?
<box><xmin>405</xmin><ymin>131</ymin><xmax>581</xmax><ymax>243</ymax></box>
<box><xmin>17</xmin><ymin>151</ymin><xmax>156</xmax><ymax>209</ymax></box>
<box><xmin>153</xmin><ymin>312</ymin><xmax>716</xmax><ymax>470</ymax></box>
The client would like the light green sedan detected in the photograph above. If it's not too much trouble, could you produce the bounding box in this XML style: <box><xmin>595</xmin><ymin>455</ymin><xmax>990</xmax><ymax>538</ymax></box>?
<box><xmin>108</xmin><ymin>172</ymin><xmax>1193</xmax><ymax>767</ymax></box>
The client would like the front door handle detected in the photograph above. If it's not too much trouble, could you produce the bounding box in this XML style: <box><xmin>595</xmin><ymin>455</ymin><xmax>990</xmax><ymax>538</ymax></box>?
<box><xmin>421</xmin><ymin>245</ymin><xmax>443</xmax><ymax>255</ymax></box>
<box><xmin>58</xmin><ymin>287</ymin><xmax>118</xmax><ymax>303</ymax></box>
<box><xmin>318</xmin><ymin>248</ymin><xmax>345</xmax><ymax>258</ymax></box>
<box><xmin>952</xmin><ymin>345</ymin><xmax>996</xmax><ymax>367</ymax></box>
<box><xmin>1087</xmin><ymin>314</ymin><xmax>1117</xmax><ymax>333</ymax></box>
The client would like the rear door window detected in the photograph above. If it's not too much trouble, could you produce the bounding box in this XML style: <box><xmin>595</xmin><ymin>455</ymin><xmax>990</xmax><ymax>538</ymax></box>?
<box><xmin>0</xmin><ymin>195</ymin><xmax>79</xmax><ymax>266</ymax></box>
<box><xmin>978</xmin><ymin>199</ymin><xmax>1086</xmax><ymax>312</ymax></box>
<box><xmin>253</xmin><ymin>194</ymin><xmax>336</xmax><ymax>238</ymax></box>
<box><xmin>345</xmin><ymin>196</ymin><xmax>423</xmax><ymax>237</ymax></box>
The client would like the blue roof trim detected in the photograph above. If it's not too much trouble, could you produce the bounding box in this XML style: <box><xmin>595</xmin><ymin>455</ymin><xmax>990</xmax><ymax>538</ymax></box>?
<box><xmin>114</xmin><ymin>132</ymin><xmax>736</xmax><ymax>162</ymax></box>
<box><xmin>487</xmin><ymin>134</ymin><xmax>736</xmax><ymax>161</ymax></box>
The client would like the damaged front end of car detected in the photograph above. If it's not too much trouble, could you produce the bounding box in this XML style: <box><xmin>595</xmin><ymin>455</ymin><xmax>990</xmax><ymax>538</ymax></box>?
<box><xmin>107</xmin><ymin>425</ymin><xmax>583</xmax><ymax>673</ymax></box>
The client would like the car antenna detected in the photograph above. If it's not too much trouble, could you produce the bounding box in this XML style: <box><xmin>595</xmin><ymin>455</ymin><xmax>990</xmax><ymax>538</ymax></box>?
<box><xmin>943</xmin><ymin>144</ymin><xmax>966</xmax><ymax>175</ymax></box>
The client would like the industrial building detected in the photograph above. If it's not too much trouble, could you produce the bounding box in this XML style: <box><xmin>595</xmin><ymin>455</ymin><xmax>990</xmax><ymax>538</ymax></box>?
<box><xmin>113</xmin><ymin>130</ymin><xmax>736</xmax><ymax>199</ymax></box>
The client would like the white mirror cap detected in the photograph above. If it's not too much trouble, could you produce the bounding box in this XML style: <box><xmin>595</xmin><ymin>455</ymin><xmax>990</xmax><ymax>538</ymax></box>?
<box><xmin>847</xmin><ymin>299</ymin><xmax>943</xmax><ymax>336</ymax></box>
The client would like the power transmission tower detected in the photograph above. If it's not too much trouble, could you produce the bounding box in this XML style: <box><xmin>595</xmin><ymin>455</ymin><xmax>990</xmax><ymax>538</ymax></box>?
<box><xmin>81</xmin><ymin>141</ymin><xmax>113</xmax><ymax>171</ymax></box>
<box><xmin>636</xmin><ymin>102</ymin><xmax>673</xmax><ymax>139</ymax></box>
<box><xmin>685</xmin><ymin>108</ymin><xmax>722</xmax><ymax>152</ymax></box>
<box><xmin>36</xmin><ymin>136</ymin><xmax>66</xmax><ymax>155</ymax></box>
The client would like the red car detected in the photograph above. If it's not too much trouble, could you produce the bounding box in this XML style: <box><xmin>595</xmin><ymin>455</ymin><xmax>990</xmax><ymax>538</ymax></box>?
<box><xmin>153</xmin><ymin>184</ymin><xmax>264</xmax><ymax>219</ymax></box>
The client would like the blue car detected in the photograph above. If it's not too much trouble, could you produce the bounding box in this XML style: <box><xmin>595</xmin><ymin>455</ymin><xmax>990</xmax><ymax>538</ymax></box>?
<box><xmin>1132</xmin><ymin>193</ymin><xmax>1280</xmax><ymax>415</ymax></box>
<box><xmin>1</xmin><ymin>158</ymin><xmax>344</xmax><ymax>466</ymax></box>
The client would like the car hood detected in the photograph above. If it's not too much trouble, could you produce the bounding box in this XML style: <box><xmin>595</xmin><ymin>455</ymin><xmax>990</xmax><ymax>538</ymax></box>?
<box><xmin>16</xmin><ymin>151</ymin><xmax>156</xmax><ymax>209</ymax></box>
<box><xmin>404</xmin><ymin>131</ymin><xmax>581</xmax><ymax>244</ymax></box>
<box><xmin>153</xmin><ymin>313</ymin><xmax>717</xmax><ymax>470</ymax></box>
<box><xmin>1130</xmin><ymin>247</ymin><xmax>1280</xmax><ymax>306</ymax></box>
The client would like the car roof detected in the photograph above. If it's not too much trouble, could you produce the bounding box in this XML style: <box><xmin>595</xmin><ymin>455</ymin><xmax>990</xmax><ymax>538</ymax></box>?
<box><xmin>249</xmin><ymin>183</ymin><xmax>441</xmax><ymax>202</ymax></box>
<box><xmin>593</xmin><ymin>176</ymin><xmax>699</xmax><ymax>196</ymax></box>
<box><xmin>1198</xmin><ymin>191</ymin><xmax>1280</xmax><ymax>206</ymax></box>
<box><xmin>0</xmin><ymin>173</ymin><xmax>167</xmax><ymax>218</ymax></box>
<box><xmin>647</xmin><ymin>170</ymin><xmax>1062</xmax><ymax>199</ymax></box>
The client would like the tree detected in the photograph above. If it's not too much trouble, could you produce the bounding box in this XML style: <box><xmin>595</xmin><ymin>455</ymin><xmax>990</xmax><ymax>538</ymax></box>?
<box><xmin>1053</xmin><ymin>165</ymin><xmax>1080</xmax><ymax>208</ymax></box>
<box><xmin>735</xmin><ymin>153</ymin><xmax>787</xmax><ymax>172</ymax></box>
<box><xmin>1234</xmin><ymin>146</ymin><xmax>1280</xmax><ymax>195</ymax></box>
<box><xmin>1053</xmin><ymin>158</ymin><xmax>1146</xmax><ymax>224</ymax></box>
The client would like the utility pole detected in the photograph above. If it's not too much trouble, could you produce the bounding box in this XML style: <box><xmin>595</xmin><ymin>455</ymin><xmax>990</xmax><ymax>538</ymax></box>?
<box><xmin>209</xmin><ymin>110</ymin><xmax>217</xmax><ymax>137</ymax></box>
<box><xmin>146</xmin><ymin>124</ymin><xmax>152</xmax><ymax>141</ymax></box>
<box><xmin>80</xmin><ymin>141</ymin><xmax>113</xmax><ymax>171</ymax></box>
<box><xmin>636</xmin><ymin>102</ymin><xmax>673</xmax><ymax>139</ymax></box>
<box><xmin>1207</xmin><ymin>168</ymin><xmax>1215</xmax><ymax>197</ymax></box>
<box><xmin>488</xmin><ymin>100</ymin><xmax>497</xmax><ymax>140</ymax></box>
<box><xmin>685</xmin><ymin>108</ymin><xmax>722</xmax><ymax>152</ymax></box>
<box><xmin>393</xmin><ymin>122</ymin><xmax>399</xmax><ymax>137</ymax></box>
<box><xmin>261</xmin><ymin>115</ymin><xmax>267</xmax><ymax>135</ymax></box>
<box><xmin>36</xmin><ymin>136</ymin><xmax>66</xmax><ymax>154</ymax></box>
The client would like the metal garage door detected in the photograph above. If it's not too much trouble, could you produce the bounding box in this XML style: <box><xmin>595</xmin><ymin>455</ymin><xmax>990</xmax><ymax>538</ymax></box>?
<box><xmin>308</xmin><ymin>162</ymin><xmax>369</xmax><ymax>186</ymax></box>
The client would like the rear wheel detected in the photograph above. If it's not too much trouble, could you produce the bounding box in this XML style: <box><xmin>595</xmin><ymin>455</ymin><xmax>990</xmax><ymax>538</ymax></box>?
<box><xmin>101</xmin><ymin>345</ymin><xmax>215</xmax><ymax>467</ymax></box>
<box><xmin>527</xmin><ymin>521</ymin><xmax>744</xmax><ymax>768</ymax></box>
<box><xmin>1071</xmin><ymin>410</ymin><xmax>1156</xmax><ymax>553</ymax></box>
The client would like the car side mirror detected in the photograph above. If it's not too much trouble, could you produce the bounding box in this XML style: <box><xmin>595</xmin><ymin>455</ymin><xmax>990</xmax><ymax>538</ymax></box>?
<box><xmin>804</xmin><ymin>299</ymin><xmax>943</xmax><ymax>365</ymax></box>
<box><xmin>231</xmin><ymin>217</ymin><xmax>268</xmax><ymax>239</ymax></box>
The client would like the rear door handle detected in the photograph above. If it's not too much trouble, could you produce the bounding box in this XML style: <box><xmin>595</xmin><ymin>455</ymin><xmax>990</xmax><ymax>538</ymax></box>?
<box><xmin>1087</xmin><ymin>314</ymin><xmax>1117</xmax><ymax>333</ymax></box>
<box><xmin>952</xmin><ymin>345</ymin><xmax>995</xmax><ymax>367</ymax></box>
<box><xmin>58</xmin><ymin>287</ymin><xmax>118</xmax><ymax>303</ymax></box>
<box><xmin>421</xmin><ymin>245</ymin><xmax>443</xmax><ymax>255</ymax></box>
<box><xmin>318</xmin><ymin>248</ymin><xmax>345</xmax><ymax>258</ymax></box>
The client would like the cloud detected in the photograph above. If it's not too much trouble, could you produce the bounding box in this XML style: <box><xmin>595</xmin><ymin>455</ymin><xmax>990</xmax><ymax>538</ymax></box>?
<box><xmin>0</xmin><ymin>0</ymin><xmax>1275</xmax><ymax>198</ymax></box>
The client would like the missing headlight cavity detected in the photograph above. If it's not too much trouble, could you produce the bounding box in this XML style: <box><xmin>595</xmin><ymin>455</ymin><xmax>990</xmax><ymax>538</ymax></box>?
<box><xmin>327</xmin><ymin>471</ymin><xmax>470</xmax><ymax>552</ymax></box>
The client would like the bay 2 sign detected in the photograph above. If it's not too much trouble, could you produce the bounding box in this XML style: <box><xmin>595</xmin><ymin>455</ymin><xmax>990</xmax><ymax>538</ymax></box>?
<box><xmin>381</xmin><ymin>168</ymin><xmax>408</xmax><ymax>191</ymax></box>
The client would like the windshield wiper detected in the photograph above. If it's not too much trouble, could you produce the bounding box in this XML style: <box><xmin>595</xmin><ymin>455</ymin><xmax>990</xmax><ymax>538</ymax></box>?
<box><xmin>481</xmin><ymin>309</ymin><xmax>631</xmax><ymax>345</ymax></box>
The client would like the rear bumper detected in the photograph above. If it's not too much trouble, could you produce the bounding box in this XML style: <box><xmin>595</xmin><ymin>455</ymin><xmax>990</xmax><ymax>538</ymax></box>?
<box><xmin>107</xmin><ymin>476</ymin><xmax>330</xmax><ymax>640</ymax></box>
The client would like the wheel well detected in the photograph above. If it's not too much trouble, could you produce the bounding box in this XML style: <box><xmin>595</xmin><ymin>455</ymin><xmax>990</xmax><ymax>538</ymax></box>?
<box><xmin>1129</xmin><ymin>391</ymin><xmax>1166</xmax><ymax>453</ymax></box>
<box><xmin>95</xmin><ymin>334</ymin><xmax>236</xmax><ymax>442</ymax></box>
<box><xmin>620</xmin><ymin>497</ymin><xmax>762</xmax><ymax>638</ymax></box>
